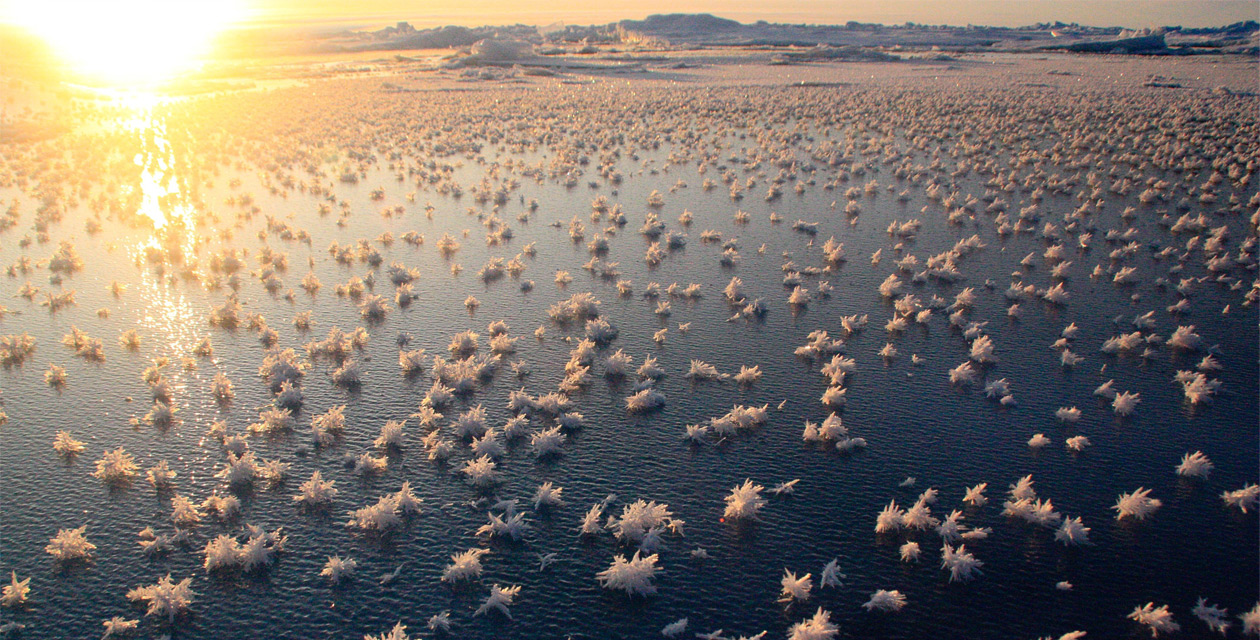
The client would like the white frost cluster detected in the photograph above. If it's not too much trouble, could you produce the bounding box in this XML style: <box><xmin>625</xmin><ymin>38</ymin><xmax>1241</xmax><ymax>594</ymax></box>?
<box><xmin>596</xmin><ymin>551</ymin><xmax>660</xmax><ymax>597</ymax></box>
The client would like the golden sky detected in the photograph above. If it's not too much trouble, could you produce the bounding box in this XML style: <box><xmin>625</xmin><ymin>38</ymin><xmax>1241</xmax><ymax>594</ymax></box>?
<box><xmin>240</xmin><ymin>0</ymin><xmax>1255</xmax><ymax>28</ymax></box>
<box><xmin>1</xmin><ymin>0</ymin><xmax>244</xmax><ymax>85</ymax></box>
<box><xmin>3</xmin><ymin>0</ymin><xmax>1250</xmax><ymax>29</ymax></box>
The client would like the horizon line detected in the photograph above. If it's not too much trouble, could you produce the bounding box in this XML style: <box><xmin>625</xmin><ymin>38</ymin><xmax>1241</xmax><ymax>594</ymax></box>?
<box><xmin>215</xmin><ymin>10</ymin><xmax>1259</xmax><ymax>34</ymax></box>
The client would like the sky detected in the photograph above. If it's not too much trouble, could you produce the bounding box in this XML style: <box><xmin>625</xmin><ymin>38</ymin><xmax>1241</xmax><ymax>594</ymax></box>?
<box><xmin>233</xmin><ymin>0</ymin><xmax>1258</xmax><ymax>29</ymax></box>
<box><xmin>0</xmin><ymin>0</ymin><xmax>1254</xmax><ymax>30</ymax></box>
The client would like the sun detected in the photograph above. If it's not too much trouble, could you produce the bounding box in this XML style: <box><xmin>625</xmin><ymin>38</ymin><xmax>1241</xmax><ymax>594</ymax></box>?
<box><xmin>4</xmin><ymin>0</ymin><xmax>245</xmax><ymax>87</ymax></box>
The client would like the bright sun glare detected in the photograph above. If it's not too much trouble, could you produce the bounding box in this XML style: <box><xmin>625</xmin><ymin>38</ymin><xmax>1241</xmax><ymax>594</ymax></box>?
<box><xmin>6</xmin><ymin>0</ymin><xmax>244</xmax><ymax>87</ymax></box>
